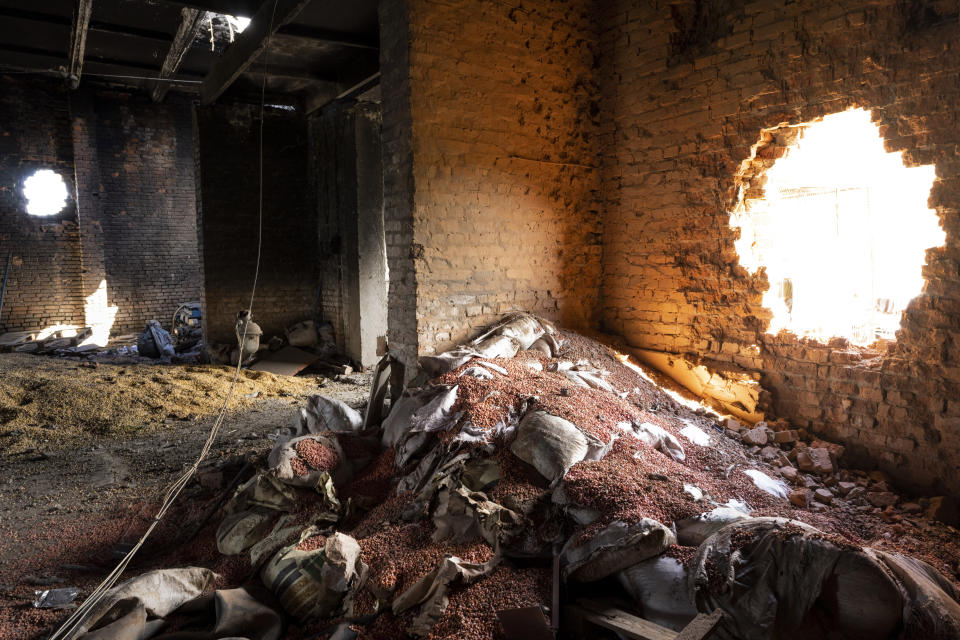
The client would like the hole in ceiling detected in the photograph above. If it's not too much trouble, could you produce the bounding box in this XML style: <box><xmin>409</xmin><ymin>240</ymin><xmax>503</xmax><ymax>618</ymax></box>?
<box><xmin>226</xmin><ymin>16</ymin><xmax>251</xmax><ymax>33</ymax></box>
<box><xmin>730</xmin><ymin>108</ymin><xmax>944</xmax><ymax>346</ymax></box>
<box><xmin>23</xmin><ymin>169</ymin><xmax>68</xmax><ymax>217</ymax></box>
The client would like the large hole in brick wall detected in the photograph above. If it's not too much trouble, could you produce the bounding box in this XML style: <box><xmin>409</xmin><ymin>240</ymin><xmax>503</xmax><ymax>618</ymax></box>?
<box><xmin>731</xmin><ymin>109</ymin><xmax>944</xmax><ymax>346</ymax></box>
<box><xmin>22</xmin><ymin>169</ymin><xmax>68</xmax><ymax>217</ymax></box>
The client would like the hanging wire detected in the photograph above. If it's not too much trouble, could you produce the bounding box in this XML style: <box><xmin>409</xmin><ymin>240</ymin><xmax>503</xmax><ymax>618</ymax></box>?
<box><xmin>46</xmin><ymin>2</ymin><xmax>280</xmax><ymax>638</ymax></box>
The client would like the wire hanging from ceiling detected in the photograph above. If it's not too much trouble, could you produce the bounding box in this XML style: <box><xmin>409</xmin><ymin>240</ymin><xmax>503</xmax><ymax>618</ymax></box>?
<box><xmin>46</xmin><ymin>2</ymin><xmax>280</xmax><ymax>638</ymax></box>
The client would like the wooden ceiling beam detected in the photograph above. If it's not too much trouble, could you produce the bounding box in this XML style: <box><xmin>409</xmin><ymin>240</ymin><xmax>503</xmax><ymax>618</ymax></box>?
<box><xmin>150</xmin><ymin>8</ymin><xmax>207</xmax><ymax>102</ymax></box>
<box><xmin>199</xmin><ymin>0</ymin><xmax>312</xmax><ymax>105</ymax></box>
<box><xmin>67</xmin><ymin>0</ymin><xmax>94</xmax><ymax>88</ymax></box>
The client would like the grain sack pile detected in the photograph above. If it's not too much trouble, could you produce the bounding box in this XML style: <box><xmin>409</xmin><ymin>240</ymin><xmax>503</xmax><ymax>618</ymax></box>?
<box><xmin>68</xmin><ymin>314</ymin><xmax>960</xmax><ymax>640</ymax></box>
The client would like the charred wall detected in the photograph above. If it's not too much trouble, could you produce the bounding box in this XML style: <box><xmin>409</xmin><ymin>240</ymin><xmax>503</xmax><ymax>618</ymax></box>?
<box><xmin>600</xmin><ymin>0</ymin><xmax>960</xmax><ymax>492</ymax></box>
<box><xmin>195</xmin><ymin>103</ymin><xmax>316</xmax><ymax>344</ymax></box>
<box><xmin>0</xmin><ymin>75</ymin><xmax>202</xmax><ymax>337</ymax></box>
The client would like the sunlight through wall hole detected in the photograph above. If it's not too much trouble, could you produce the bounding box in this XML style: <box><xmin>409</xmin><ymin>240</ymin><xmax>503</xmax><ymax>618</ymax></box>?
<box><xmin>730</xmin><ymin>109</ymin><xmax>944</xmax><ymax>346</ymax></box>
<box><xmin>23</xmin><ymin>169</ymin><xmax>68</xmax><ymax>217</ymax></box>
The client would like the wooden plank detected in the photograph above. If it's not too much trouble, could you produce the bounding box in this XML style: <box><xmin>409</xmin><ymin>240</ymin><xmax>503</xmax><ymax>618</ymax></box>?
<box><xmin>675</xmin><ymin>609</ymin><xmax>724</xmax><ymax>640</ymax></box>
<box><xmin>572</xmin><ymin>599</ymin><xmax>676</xmax><ymax>640</ymax></box>
<box><xmin>275</xmin><ymin>24</ymin><xmax>377</xmax><ymax>49</ymax></box>
<box><xmin>151</xmin><ymin>7</ymin><xmax>206</xmax><ymax>102</ymax></box>
<box><xmin>496</xmin><ymin>606</ymin><xmax>554</xmax><ymax>640</ymax></box>
<box><xmin>199</xmin><ymin>0</ymin><xmax>312</xmax><ymax>105</ymax></box>
<box><xmin>67</xmin><ymin>0</ymin><xmax>94</xmax><ymax>88</ymax></box>
<box><xmin>249</xmin><ymin>345</ymin><xmax>318</xmax><ymax>376</ymax></box>
<box><xmin>164</xmin><ymin>0</ymin><xmax>263</xmax><ymax>16</ymax></box>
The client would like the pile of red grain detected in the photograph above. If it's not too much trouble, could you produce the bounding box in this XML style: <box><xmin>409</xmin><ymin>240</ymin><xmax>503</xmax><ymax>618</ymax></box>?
<box><xmin>296</xmin><ymin>534</ymin><xmax>327</xmax><ymax>552</ymax></box>
<box><xmin>355</xmin><ymin>522</ymin><xmax>494</xmax><ymax>600</ymax></box>
<box><xmin>296</xmin><ymin>438</ymin><xmax>340</xmax><ymax>471</ymax></box>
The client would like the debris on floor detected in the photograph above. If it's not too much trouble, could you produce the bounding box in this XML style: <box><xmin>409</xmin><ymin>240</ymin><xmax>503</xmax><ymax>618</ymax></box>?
<box><xmin>0</xmin><ymin>354</ymin><xmax>324</xmax><ymax>457</ymax></box>
<box><xmin>5</xmin><ymin>313</ymin><xmax>960</xmax><ymax>640</ymax></box>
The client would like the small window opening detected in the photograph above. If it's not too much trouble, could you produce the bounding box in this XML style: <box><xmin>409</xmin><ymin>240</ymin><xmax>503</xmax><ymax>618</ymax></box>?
<box><xmin>731</xmin><ymin>109</ymin><xmax>944</xmax><ymax>346</ymax></box>
<box><xmin>23</xmin><ymin>169</ymin><xmax>68</xmax><ymax>217</ymax></box>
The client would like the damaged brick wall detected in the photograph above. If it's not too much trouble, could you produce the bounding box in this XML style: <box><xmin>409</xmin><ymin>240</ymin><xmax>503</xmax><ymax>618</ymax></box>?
<box><xmin>381</xmin><ymin>0</ymin><xmax>603</xmax><ymax>364</ymax></box>
<box><xmin>195</xmin><ymin>103</ymin><xmax>316</xmax><ymax>344</ymax></box>
<box><xmin>600</xmin><ymin>0</ymin><xmax>960</xmax><ymax>493</ymax></box>
<box><xmin>0</xmin><ymin>76</ymin><xmax>83</xmax><ymax>333</ymax></box>
<box><xmin>0</xmin><ymin>76</ymin><xmax>202</xmax><ymax>336</ymax></box>
<box><xmin>379</xmin><ymin>0</ymin><xmax>418</xmax><ymax>371</ymax></box>
<box><xmin>80</xmin><ymin>91</ymin><xmax>202</xmax><ymax>334</ymax></box>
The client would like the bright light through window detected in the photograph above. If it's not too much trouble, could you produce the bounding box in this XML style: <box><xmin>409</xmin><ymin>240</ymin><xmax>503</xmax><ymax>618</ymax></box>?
<box><xmin>226</xmin><ymin>15</ymin><xmax>251</xmax><ymax>33</ymax></box>
<box><xmin>23</xmin><ymin>169</ymin><xmax>68</xmax><ymax>217</ymax></box>
<box><xmin>731</xmin><ymin>109</ymin><xmax>944</xmax><ymax>346</ymax></box>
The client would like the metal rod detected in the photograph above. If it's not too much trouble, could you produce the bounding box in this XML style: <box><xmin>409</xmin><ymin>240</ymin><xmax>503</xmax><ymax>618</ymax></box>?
<box><xmin>0</xmin><ymin>252</ymin><xmax>11</xmax><ymax>329</ymax></box>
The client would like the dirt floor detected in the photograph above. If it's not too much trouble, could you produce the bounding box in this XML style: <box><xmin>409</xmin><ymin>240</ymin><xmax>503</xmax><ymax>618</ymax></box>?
<box><xmin>0</xmin><ymin>354</ymin><xmax>370</xmax><ymax>640</ymax></box>
<box><xmin>3</xmin><ymin>340</ymin><xmax>960</xmax><ymax>640</ymax></box>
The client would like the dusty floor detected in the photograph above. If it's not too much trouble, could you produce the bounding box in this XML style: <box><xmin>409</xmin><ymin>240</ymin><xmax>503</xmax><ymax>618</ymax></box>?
<box><xmin>2</xmin><ymin>345</ymin><xmax>960</xmax><ymax>640</ymax></box>
<box><xmin>0</xmin><ymin>354</ymin><xmax>370</xmax><ymax>640</ymax></box>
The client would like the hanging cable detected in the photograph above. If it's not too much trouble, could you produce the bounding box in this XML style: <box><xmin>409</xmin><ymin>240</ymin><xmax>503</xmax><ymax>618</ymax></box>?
<box><xmin>46</xmin><ymin>2</ymin><xmax>280</xmax><ymax>638</ymax></box>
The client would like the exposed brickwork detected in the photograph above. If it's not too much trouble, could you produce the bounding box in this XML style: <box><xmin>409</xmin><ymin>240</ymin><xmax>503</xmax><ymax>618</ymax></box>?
<box><xmin>599</xmin><ymin>0</ymin><xmax>960</xmax><ymax>492</ymax></box>
<box><xmin>84</xmin><ymin>91</ymin><xmax>202</xmax><ymax>333</ymax></box>
<box><xmin>406</xmin><ymin>0</ymin><xmax>603</xmax><ymax>355</ymax></box>
<box><xmin>0</xmin><ymin>76</ymin><xmax>201</xmax><ymax>336</ymax></box>
<box><xmin>380</xmin><ymin>0</ymin><xmax>603</xmax><ymax>363</ymax></box>
<box><xmin>380</xmin><ymin>0</ymin><xmax>419</xmax><ymax>371</ymax></box>
<box><xmin>195</xmin><ymin>103</ymin><xmax>316</xmax><ymax>344</ymax></box>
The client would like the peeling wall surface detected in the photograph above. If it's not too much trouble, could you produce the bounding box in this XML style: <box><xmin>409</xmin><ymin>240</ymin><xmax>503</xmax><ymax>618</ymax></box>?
<box><xmin>0</xmin><ymin>76</ymin><xmax>202</xmax><ymax>336</ymax></box>
<box><xmin>599</xmin><ymin>0</ymin><xmax>960</xmax><ymax>493</ymax></box>
<box><xmin>381</xmin><ymin>0</ymin><xmax>604</xmax><ymax>367</ymax></box>
<box><xmin>195</xmin><ymin>103</ymin><xmax>316</xmax><ymax>344</ymax></box>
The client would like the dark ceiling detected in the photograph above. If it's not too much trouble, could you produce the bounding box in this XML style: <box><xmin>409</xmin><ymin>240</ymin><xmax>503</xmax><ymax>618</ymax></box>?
<box><xmin>0</xmin><ymin>0</ymin><xmax>380</xmax><ymax>112</ymax></box>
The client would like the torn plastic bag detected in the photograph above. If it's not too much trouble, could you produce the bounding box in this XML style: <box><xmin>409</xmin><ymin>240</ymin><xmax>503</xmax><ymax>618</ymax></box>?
<box><xmin>561</xmin><ymin>518</ymin><xmax>675</xmax><ymax>582</ymax></box>
<box><xmin>267</xmin><ymin>433</ymin><xmax>343</xmax><ymax>488</ymax></box>
<box><xmin>78</xmin><ymin>598</ymin><xmax>162</xmax><ymax>640</ymax></box>
<box><xmin>382</xmin><ymin>394</ymin><xmax>426</xmax><ymax>448</ymax></box>
<box><xmin>137</xmin><ymin>320</ymin><xmax>175</xmax><ymax>358</ymax></box>
<box><xmin>225</xmin><ymin>473</ymin><xmax>298</xmax><ymax>514</ymax></box>
<box><xmin>742</xmin><ymin>469</ymin><xmax>789</xmax><ymax>500</ymax></box>
<box><xmin>72</xmin><ymin>567</ymin><xmax>217</xmax><ymax>638</ymax></box>
<box><xmin>292</xmin><ymin>395</ymin><xmax>363</xmax><ymax>436</ymax></box>
<box><xmin>217</xmin><ymin>507</ymin><xmax>282</xmax><ymax>556</ymax></box>
<box><xmin>417</xmin><ymin>313</ymin><xmax>550</xmax><ymax>376</ymax></box>
<box><xmin>689</xmin><ymin>517</ymin><xmax>907</xmax><ymax>640</ymax></box>
<box><xmin>679</xmin><ymin>423</ymin><xmax>712</xmax><ymax>446</ymax></box>
<box><xmin>624</xmin><ymin>421</ymin><xmax>685</xmax><ymax>462</ymax></box>
<box><xmin>510</xmin><ymin>411</ymin><xmax>603</xmax><ymax>485</ymax></box>
<box><xmin>618</xmin><ymin>555</ymin><xmax>699</xmax><ymax>631</ymax></box>
<box><xmin>83</xmin><ymin>587</ymin><xmax>283</xmax><ymax>640</ymax></box>
<box><xmin>870</xmin><ymin>549</ymin><xmax>960</xmax><ymax>639</ymax></box>
<box><xmin>248</xmin><ymin>514</ymin><xmax>305</xmax><ymax>570</ymax></box>
<box><xmin>392</xmin><ymin>554</ymin><xmax>500</xmax><ymax>637</ymax></box>
<box><xmin>286</xmin><ymin>320</ymin><xmax>318</xmax><ymax>348</ymax></box>
<box><xmin>409</xmin><ymin>385</ymin><xmax>461</xmax><ymax>433</ymax></box>
<box><xmin>419</xmin><ymin>348</ymin><xmax>477</xmax><ymax>378</ymax></box>
<box><xmin>33</xmin><ymin>587</ymin><xmax>79</xmax><ymax>609</ymax></box>
<box><xmin>363</xmin><ymin>354</ymin><xmax>392</xmax><ymax>430</ymax></box>
<box><xmin>552</xmin><ymin>484</ymin><xmax>601</xmax><ymax>526</ymax></box>
<box><xmin>563</xmin><ymin>369</ymin><xmax>615</xmax><ymax>393</ymax></box>
<box><xmin>473</xmin><ymin>334</ymin><xmax>522</xmax><ymax>360</ymax></box>
<box><xmin>526</xmin><ymin>333</ymin><xmax>559</xmax><ymax>357</ymax></box>
<box><xmin>675</xmin><ymin>506</ymin><xmax>751</xmax><ymax>546</ymax></box>
<box><xmin>492</xmin><ymin>313</ymin><xmax>548</xmax><ymax>349</ymax></box>
<box><xmin>432</xmin><ymin>476</ymin><xmax>523</xmax><ymax>547</ymax></box>
<box><xmin>458</xmin><ymin>366</ymin><xmax>495</xmax><ymax>380</ymax></box>
<box><xmin>261</xmin><ymin>530</ymin><xmax>367</xmax><ymax>622</ymax></box>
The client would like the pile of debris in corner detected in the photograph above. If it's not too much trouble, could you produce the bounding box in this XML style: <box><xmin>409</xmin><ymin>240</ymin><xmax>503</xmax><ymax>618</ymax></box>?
<box><xmin>65</xmin><ymin>313</ymin><xmax>960</xmax><ymax>640</ymax></box>
<box><xmin>0</xmin><ymin>302</ymin><xmax>357</xmax><ymax>377</ymax></box>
